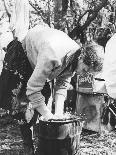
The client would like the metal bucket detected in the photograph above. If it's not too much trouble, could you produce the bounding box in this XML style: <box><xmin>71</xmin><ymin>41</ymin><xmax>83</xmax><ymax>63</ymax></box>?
<box><xmin>37</xmin><ymin>115</ymin><xmax>84</xmax><ymax>155</ymax></box>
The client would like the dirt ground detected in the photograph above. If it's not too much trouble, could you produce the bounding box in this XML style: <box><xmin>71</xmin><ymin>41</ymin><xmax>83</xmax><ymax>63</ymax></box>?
<box><xmin>0</xmin><ymin>115</ymin><xmax>116</xmax><ymax>155</ymax></box>
<box><xmin>0</xmin><ymin>115</ymin><xmax>24</xmax><ymax>155</ymax></box>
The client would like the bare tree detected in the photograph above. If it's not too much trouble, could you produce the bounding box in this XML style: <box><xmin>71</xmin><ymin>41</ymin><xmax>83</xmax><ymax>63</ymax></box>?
<box><xmin>69</xmin><ymin>0</ymin><xmax>108</xmax><ymax>42</ymax></box>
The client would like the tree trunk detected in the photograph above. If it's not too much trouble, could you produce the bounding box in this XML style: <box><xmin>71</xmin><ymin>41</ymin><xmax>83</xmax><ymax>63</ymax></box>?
<box><xmin>10</xmin><ymin>0</ymin><xmax>29</xmax><ymax>41</ymax></box>
<box><xmin>53</xmin><ymin>0</ymin><xmax>69</xmax><ymax>29</ymax></box>
<box><xmin>53</xmin><ymin>0</ymin><xmax>62</xmax><ymax>29</ymax></box>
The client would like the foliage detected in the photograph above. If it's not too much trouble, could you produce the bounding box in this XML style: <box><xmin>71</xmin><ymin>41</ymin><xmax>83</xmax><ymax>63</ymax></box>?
<box><xmin>0</xmin><ymin>0</ymin><xmax>116</xmax><ymax>46</ymax></box>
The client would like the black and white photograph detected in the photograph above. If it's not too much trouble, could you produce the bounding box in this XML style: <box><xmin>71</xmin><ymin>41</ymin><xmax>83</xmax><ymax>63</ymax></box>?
<box><xmin>0</xmin><ymin>0</ymin><xmax>116</xmax><ymax>154</ymax></box>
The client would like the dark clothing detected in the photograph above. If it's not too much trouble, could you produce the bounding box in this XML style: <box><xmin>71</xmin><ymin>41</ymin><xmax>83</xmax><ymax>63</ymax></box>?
<box><xmin>0</xmin><ymin>39</ymin><xmax>52</xmax><ymax>154</ymax></box>
<box><xmin>0</xmin><ymin>39</ymin><xmax>32</xmax><ymax>115</ymax></box>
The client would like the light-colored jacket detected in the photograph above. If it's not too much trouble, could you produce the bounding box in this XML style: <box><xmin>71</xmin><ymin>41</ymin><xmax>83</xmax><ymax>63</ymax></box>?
<box><xmin>22</xmin><ymin>25</ymin><xmax>80</xmax><ymax>107</ymax></box>
<box><xmin>103</xmin><ymin>34</ymin><xmax>116</xmax><ymax>99</ymax></box>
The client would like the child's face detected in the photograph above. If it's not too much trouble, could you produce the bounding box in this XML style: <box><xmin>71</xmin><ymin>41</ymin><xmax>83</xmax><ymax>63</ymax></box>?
<box><xmin>75</xmin><ymin>58</ymin><xmax>89</xmax><ymax>75</ymax></box>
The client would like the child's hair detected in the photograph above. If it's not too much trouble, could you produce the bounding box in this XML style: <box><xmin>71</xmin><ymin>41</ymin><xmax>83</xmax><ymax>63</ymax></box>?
<box><xmin>79</xmin><ymin>42</ymin><xmax>104</xmax><ymax>72</ymax></box>
<box><xmin>60</xmin><ymin>42</ymin><xmax>103</xmax><ymax>76</ymax></box>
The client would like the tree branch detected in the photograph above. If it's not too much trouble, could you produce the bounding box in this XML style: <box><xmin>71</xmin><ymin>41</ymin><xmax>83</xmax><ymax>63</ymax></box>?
<box><xmin>69</xmin><ymin>0</ymin><xmax>108</xmax><ymax>40</ymax></box>
<box><xmin>3</xmin><ymin>0</ymin><xmax>11</xmax><ymax>22</ymax></box>
<box><xmin>29</xmin><ymin>0</ymin><xmax>47</xmax><ymax>24</ymax></box>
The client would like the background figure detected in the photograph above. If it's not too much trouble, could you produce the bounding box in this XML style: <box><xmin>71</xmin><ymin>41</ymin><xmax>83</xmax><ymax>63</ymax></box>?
<box><xmin>75</xmin><ymin>42</ymin><xmax>105</xmax><ymax>132</ymax></box>
<box><xmin>103</xmin><ymin>33</ymin><xmax>116</xmax><ymax>99</ymax></box>
<box><xmin>103</xmin><ymin>33</ymin><xmax>116</xmax><ymax>131</ymax></box>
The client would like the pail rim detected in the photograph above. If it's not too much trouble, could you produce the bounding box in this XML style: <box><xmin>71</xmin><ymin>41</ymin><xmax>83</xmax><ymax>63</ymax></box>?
<box><xmin>39</xmin><ymin>115</ymin><xmax>85</xmax><ymax>124</ymax></box>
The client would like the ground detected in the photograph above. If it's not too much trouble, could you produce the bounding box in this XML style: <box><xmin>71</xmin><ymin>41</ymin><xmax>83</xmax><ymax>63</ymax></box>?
<box><xmin>0</xmin><ymin>115</ymin><xmax>116</xmax><ymax>155</ymax></box>
<box><xmin>80</xmin><ymin>129</ymin><xmax>116</xmax><ymax>155</ymax></box>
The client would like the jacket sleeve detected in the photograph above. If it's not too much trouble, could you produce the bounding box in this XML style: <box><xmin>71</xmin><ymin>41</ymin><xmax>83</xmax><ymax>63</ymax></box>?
<box><xmin>54</xmin><ymin>68</ymin><xmax>72</xmax><ymax>98</ymax></box>
<box><xmin>26</xmin><ymin>42</ymin><xmax>55</xmax><ymax>114</ymax></box>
